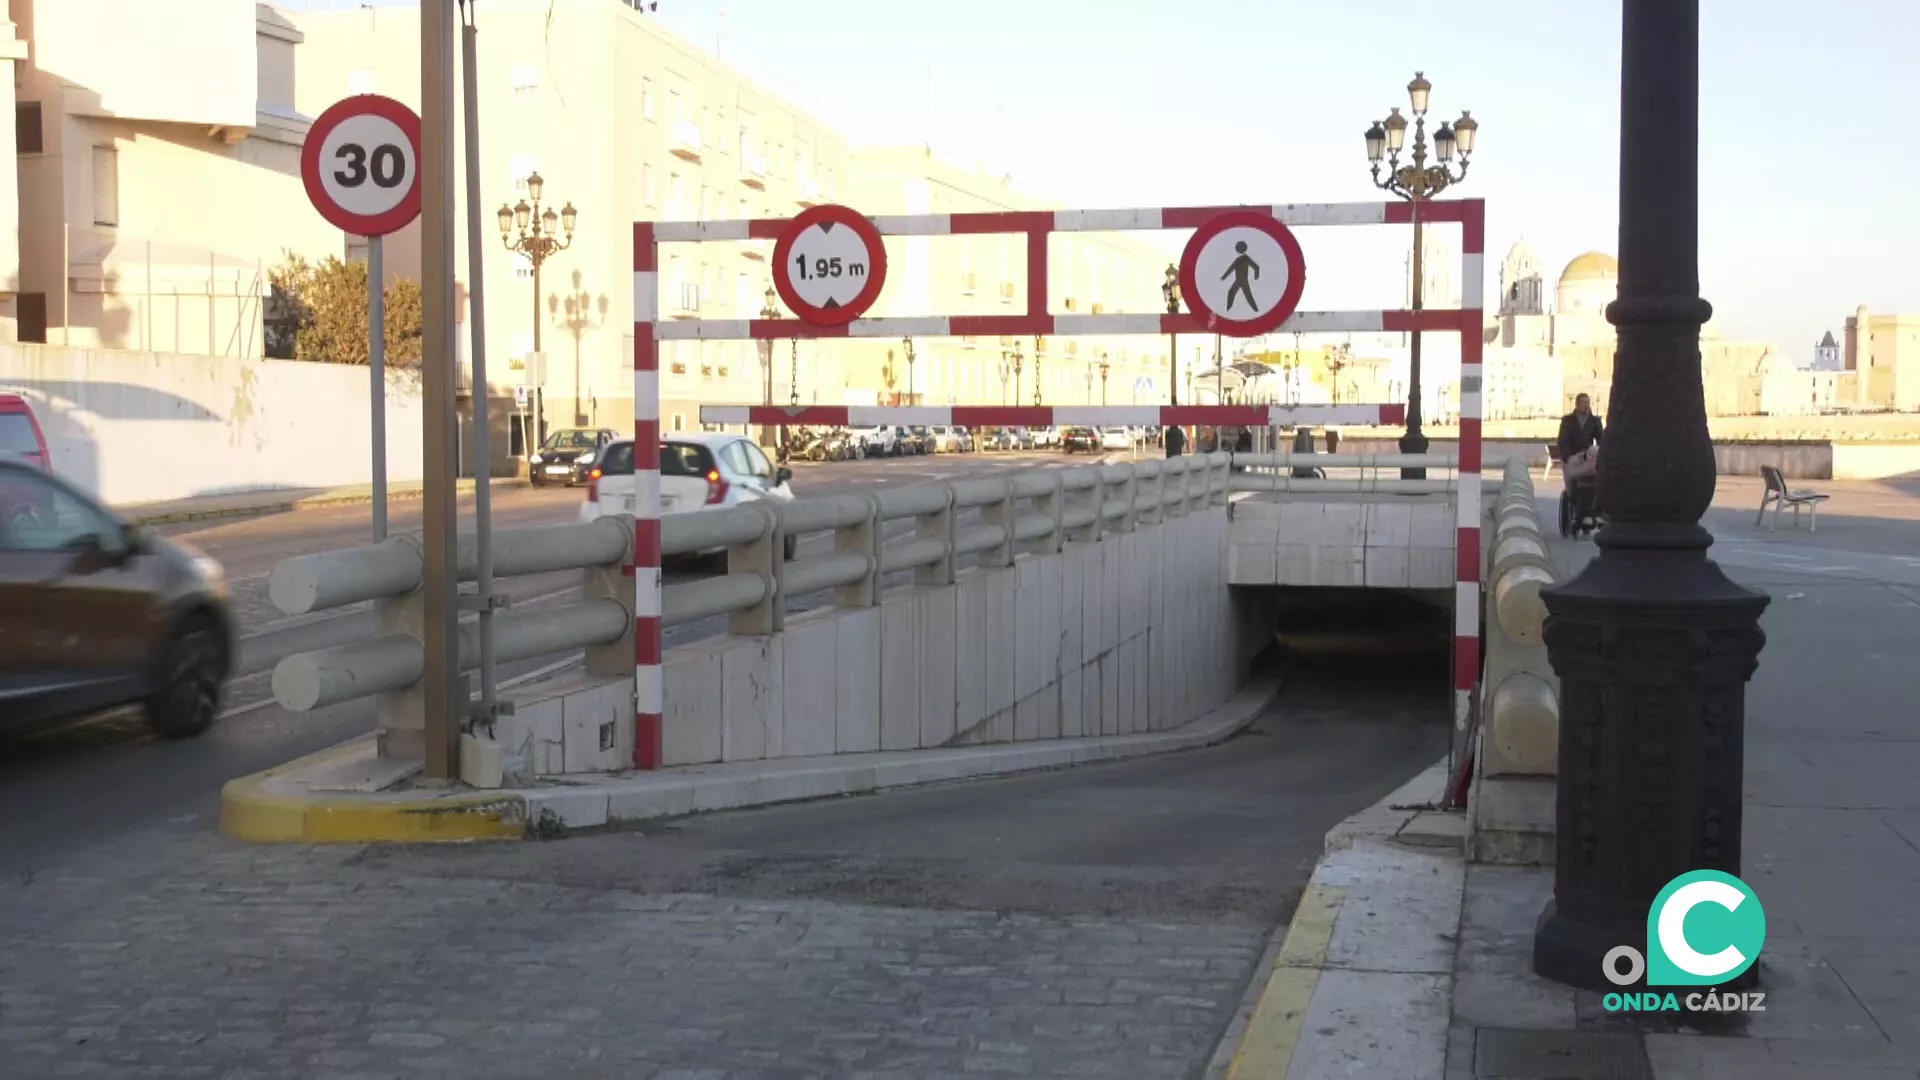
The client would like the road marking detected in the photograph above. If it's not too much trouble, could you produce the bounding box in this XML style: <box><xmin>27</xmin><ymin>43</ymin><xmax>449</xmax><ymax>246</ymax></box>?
<box><xmin>1228</xmin><ymin>884</ymin><xmax>1345</xmax><ymax>1080</ymax></box>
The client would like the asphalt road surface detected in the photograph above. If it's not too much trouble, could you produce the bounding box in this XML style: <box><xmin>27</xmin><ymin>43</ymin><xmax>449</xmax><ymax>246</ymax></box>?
<box><xmin>0</xmin><ymin>449</ymin><xmax>1131</xmax><ymax>876</ymax></box>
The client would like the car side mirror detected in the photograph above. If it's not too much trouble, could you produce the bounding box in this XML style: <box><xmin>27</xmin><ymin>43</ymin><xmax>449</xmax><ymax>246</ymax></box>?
<box><xmin>775</xmin><ymin>466</ymin><xmax>793</xmax><ymax>486</ymax></box>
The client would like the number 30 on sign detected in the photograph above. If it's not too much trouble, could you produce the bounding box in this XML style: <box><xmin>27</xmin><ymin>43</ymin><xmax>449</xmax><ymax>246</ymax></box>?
<box><xmin>300</xmin><ymin>95</ymin><xmax>423</xmax><ymax>238</ymax></box>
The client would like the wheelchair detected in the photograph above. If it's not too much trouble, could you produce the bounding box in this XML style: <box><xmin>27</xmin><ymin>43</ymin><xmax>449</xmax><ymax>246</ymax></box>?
<box><xmin>1558</xmin><ymin>473</ymin><xmax>1603</xmax><ymax>539</ymax></box>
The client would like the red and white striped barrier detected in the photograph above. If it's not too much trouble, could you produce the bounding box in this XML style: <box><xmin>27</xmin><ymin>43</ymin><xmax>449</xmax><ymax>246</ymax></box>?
<box><xmin>697</xmin><ymin>404</ymin><xmax>1408</xmax><ymax>429</ymax></box>
<box><xmin>633</xmin><ymin>198</ymin><xmax>1486</xmax><ymax>769</ymax></box>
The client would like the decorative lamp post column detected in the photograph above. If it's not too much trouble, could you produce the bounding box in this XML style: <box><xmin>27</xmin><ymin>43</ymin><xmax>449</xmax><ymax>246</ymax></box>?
<box><xmin>1012</xmin><ymin>343</ymin><xmax>1023</xmax><ymax>409</ymax></box>
<box><xmin>1032</xmin><ymin>335</ymin><xmax>1045</xmax><ymax>405</ymax></box>
<box><xmin>902</xmin><ymin>336</ymin><xmax>916</xmax><ymax>405</ymax></box>
<box><xmin>1162</xmin><ymin>264</ymin><xmax>1181</xmax><ymax>407</ymax></box>
<box><xmin>1531</xmin><ymin>0</ymin><xmax>1769</xmax><ymax>991</ymax></box>
<box><xmin>1098</xmin><ymin>356</ymin><xmax>1110</xmax><ymax>406</ymax></box>
<box><xmin>998</xmin><ymin>348</ymin><xmax>1012</xmax><ymax>404</ymax></box>
<box><xmin>1364</xmin><ymin>73</ymin><xmax>1477</xmax><ymax>479</ymax></box>
<box><xmin>758</xmin><ymin>286</ymin><xmax>779</xmax><ymax>448</ymax></box>
<box><xmin>498</xmin><ymin>172</ymin><xmax>577</xmax><ymax>446</ymax></box>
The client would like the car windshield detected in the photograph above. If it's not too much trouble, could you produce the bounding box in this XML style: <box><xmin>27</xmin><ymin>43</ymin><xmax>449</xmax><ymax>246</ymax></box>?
<box><xmin>543</xmin><ymin>429</ymin><xmax>600</xmax><ymax>451</ymax></box>
<box><xmin>0</xmin><ymin>413</ymin><xmax>40</xmax><ymax>454</ymax></box>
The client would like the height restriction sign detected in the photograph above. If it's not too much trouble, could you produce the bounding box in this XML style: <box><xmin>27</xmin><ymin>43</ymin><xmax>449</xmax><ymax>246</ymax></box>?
<box><xmin>1178</xmin><ymin>210</ymin><xmax>1307</xmax><ymax>338</ymax></box>
<box><xmin>772</xmin><ymin>204</ymin><xmax>888</xmax><ymax>326</ymax></box>
<box><xmin>300</xmin><ymin>95</ymin><xmax>423</xmax><ymax>237</ymax></box>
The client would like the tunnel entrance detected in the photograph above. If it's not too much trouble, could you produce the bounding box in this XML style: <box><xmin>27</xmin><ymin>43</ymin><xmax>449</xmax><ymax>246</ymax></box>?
<box><xmin>1248</xmin><ymin>585</ymin><xmax>1458</xmax><ymax>738</ymax></box>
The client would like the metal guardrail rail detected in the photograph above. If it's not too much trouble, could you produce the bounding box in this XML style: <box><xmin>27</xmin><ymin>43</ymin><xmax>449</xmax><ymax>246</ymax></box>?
<box><xmin>263</xmin><ymin>450</ymin><xmax>1479</xmax><ymax>719</ymax></box>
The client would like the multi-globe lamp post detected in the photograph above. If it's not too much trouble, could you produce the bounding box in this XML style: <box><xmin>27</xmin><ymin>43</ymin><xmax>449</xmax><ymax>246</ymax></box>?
<box><xmin>1364</xmin><ymin>73</ymin><xmax>1476</xmax><ymax>479</ymax></box>
<box><xmin>497</xmin><ymin>172</ymin><xmax>577</xmax><ymax>445</ymax></box>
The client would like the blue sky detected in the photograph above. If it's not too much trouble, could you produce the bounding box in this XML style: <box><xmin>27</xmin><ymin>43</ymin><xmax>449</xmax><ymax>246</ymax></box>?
<box><xmin>642</xmin><ymin>0</ymin><xmax>1917</xmax><ymax>358</ymax></box>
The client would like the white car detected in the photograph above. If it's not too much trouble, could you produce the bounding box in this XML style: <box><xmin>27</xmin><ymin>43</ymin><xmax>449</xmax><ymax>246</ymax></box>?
<box><xmin>1031</xmin><ymin>426</ymin><xmax>1059</xmax><ymax>449</ymax></box>
<box><xmin>1099</xmin><ymin>427</ymin><xmax>1132</xmax><ymax>451</ymax></box>
<box><xmin>846</xmin><ymin>426</ymin><xmax>896</xmax><ymax>458</ymax></box>
<box><xmin>582</xmin><ymin>433</ymin><xmax>797</xmax><ymax>558</ymax></box>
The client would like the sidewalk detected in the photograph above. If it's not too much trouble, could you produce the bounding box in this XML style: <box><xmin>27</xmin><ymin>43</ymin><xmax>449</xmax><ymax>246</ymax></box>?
<box><xmin>120</xmin><ymin>476</ymin><xmax>527</xmax><ymax>526</ymax></box>
<box><xmin>1215</xmin><ymin>497</ymin><xmax>1920</xmax><ymax>1079</ymax></box>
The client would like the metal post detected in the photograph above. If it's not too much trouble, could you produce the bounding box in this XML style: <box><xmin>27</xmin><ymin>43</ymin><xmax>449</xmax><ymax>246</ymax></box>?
<box><xmin>1401</xmin><ymin>203</ymin><xmax>1430</xmax><ymax>479</ymax></box>
<box><xmin>60</xmin><ymin>224</ymin><xmax>69</xmax><ymax>345</ymax></box>
<box><xmin>531</xmin><ymin>260</ymin><xmax>543</xmax><ymax>447</ymax></box>
<box><xmin>462</xmin><ymin>14</ymin><xmax>503</xmax><ymax>724</ymax></box>
<box><xmin>1533</xmin><ymin>0</ymin><xmax>1770</xmax><ymax>991</ymax></box>
<box><xmin>418</xmin><ymin>0</ymin><xmax>461</xmax><ymax>778</ymax></box>
<box><xmin>369</xmin><ymin>234</ymin><xmax>388</xmax><ymax>541</ymax></box>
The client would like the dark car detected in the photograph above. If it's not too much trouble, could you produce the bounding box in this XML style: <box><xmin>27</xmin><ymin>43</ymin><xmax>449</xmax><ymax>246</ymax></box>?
<box><xmin>0</xmin><ymin>393</ymin><xmax>51</xmax><ymax>472</ymax></box>
<box><xmin>1061</xmin><ymin>426</ymin><xmax>1099</xmax><ymax>453</ymax></box>
<box><xmin>529</xmin><ymin>427</ymin><xmax>618</xmax><ymax>486</ymax></box>
<box><xmin>0</xmin><ymin>456</ymin><xmax>235</xmax><ymax>739</ymax></box>
<box><xmin>906</xmin><ymin>426</ymin><xmax>937</xmax><ymax>455</ymax></box>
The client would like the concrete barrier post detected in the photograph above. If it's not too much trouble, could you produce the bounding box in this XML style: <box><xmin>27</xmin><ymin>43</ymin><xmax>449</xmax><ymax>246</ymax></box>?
<box><xmin>728</xmin><ymin>501</ymin><xmax>784</xmax><ymax>636</ymax></box>
<box><xmin>1035</xmin><ymin>471</ymin><xmax>1066</xmax><ymax>554</ymax></box>
<box><xmin>1068</xmin><ymin>469</ymin><xmax>1101</xmax><ymax>545</ymax></box>
<box><xmin>373</xmin><ymin>534</ymin><xmax>430</xmax><ymax>760</ymax></box>
<box><xmin>1115</xmin><ymin>464</ymin><xmax>1138</xmax><ymax>533</ymax></box>
<box><xmin>582</xmin><ymin>513</ymin><xmax>638</xmax><ymax>679</ymax></box>
<box><xmin>1138</xmin><ymin>460</ymin><xmax>1164</xmax><ymax>526</ymax></box>
<box><xmin>981</xmin><ymin>479</ymin><xmax>1017</xmax><ymax>568</ymax></box>
<box><xmin>835</xmin><ymin>494</ymin><xmax>882</xmax><ymax>608</ymax></box>
<box><xmin>1210</xmin><ymin>453</ymin><xmax>1230</xmax><ymax>506</ymax></box>
<box><xmin>915</xmin><ymin>485</ymin><xmax>957</xmax><ymax>586</ymax></box>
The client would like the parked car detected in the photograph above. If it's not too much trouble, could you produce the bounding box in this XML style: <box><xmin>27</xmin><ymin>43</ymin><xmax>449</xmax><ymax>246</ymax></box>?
<box><xmin>0</xmin><ymin>453</ymin><xmax>234</xmax><ymax>739</ymax></box>
<box><xmin>929</xmin><ymin>426</ymin><xmax>973</xmax><ymax>453</ymax></box>
<box><xmin>1031</xmin><ymin>426</ymin><xmax>1059</xmax><ymax>449</ymax></box>
<box><xmin>529</xmin><ymin>427</ymin><xmax>618</xmax><ymax>487</ymax></box>
<box><xmin>905</xmin><ymin>426</ymin><xmax>937</xmax><ymax>455</ymax></box>
<box><xmin>580</xmin><ymin>433</ymin><xmax>798</xmax><ymax>560</ymax></box>
<box><xmin>0</xmin><ymin>393</ymin><xmax>51</xmax><ymax>472</ymax></box>
<box><xmin>1060</xmin><ymin>426</ymin><xmax>1100</xmax><ymax>453</ymax></box>
<box><xmin>847</xmin><ymin>426</ymin><xmax>896</xmax><ymax>458</ymax></box>
<box><xmin>1099</xmin><ymin>427</ymin><xmax>1133</xmax><ymax>451</ymax></box>
<box><xmin>1009</xmin><ymin>427</ymin><xmax>1037</xmax><ymax>450</ymax></box>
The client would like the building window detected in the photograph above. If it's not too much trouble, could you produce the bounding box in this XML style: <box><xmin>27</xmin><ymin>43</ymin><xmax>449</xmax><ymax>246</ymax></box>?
<box><xmin>511</xmin><ymin>154</ymin><xmax>540</xmax><ymax>194</ymax></box>
<box><xmin>17</xmin><ymin>294</ymin><xmax>47</xmax><ymax>344</ymax></box>
<box><xmin>641</xmin><ymin>78</ymin><xmax>654</xmax><ymax>120</ymax></box>
<box><xmin>347</xmin><ymin>70</ymin><xmax>376</xmax><ymax>95</ymax></box>
<box><xmin>510</xmin><ymin>64</ymin><xmax>539</xmax><ymax>97</ymax></box>
<box><xmin>15</xmin><ymin>102</ymin><xmax>43</xmax><ymax>154</ymax></box>
<box><xmin>668</xmin><ymin>173</ymin><xmax>684</xmax><ymax>217</ymax></box>
<box><xmin>92</xmin><ymin>146</ymin><xmax>118</xmax><ymax>227</ymax></box>
<box><xmin>642</xmin><ymin>164</ymin><xmax>655</xmax><ymax>206</ymax></box>
<box><xmin>672</xmin><ymin>414</ymin><xmax>685</xmax><ymax>431</ymax></box>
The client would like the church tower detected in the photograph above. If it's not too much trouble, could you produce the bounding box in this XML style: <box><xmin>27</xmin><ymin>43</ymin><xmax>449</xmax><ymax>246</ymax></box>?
<box><xmin>1499</xmin><ymin>239</ymin><xmax>1544</xmax><ymax>316</ymax></box>
<box><xmin>1814</xmin><ymin>331</ymin><xmax>1840</xmax><ymax>371</ymax></box>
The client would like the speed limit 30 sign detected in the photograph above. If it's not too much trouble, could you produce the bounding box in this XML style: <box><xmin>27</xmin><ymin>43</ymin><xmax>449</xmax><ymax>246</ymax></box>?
<box><xmin>300</xmin><ymin>95</ymin><xmax>423</xmax><ymax>237</ymax></box>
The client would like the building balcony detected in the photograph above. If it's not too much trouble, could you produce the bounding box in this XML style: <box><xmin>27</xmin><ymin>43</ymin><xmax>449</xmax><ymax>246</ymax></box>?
<box><xmin>670</xmin><ymin>119</ymin><xmax>703</xmax><ymax>161</ymax></box>
<box><xmin>740</xmin><ymin>152</ymin><xmax>768</xmax><ymax>190</ymax></box>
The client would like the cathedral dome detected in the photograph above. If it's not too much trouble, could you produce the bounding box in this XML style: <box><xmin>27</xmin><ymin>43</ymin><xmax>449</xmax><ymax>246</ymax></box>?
<box><xmin>1559</xmin><ymin>251</ymin><xmax>1618</xmax><ymax>285</ymax></box>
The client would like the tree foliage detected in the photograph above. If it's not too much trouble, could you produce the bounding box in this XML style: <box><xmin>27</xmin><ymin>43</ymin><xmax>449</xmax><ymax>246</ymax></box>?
<box><xmin>266</xmin><ymin>251</ymin><xmax>423</xmax><ymax>366</ymax></box>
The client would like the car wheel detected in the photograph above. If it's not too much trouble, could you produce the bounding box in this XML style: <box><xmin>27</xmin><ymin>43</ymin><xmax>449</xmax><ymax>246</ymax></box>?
<box><xmin>144</xmin><ymin>616</ymin><xmax>225</xmax><ymax>739</ymax></box>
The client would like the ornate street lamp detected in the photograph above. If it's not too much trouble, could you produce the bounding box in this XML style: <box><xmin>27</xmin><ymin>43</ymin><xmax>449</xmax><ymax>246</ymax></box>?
<box><xmin>1011</xmin><ymin>342</ymin><xmax>1023</xmax><ymax>407</ymax></box>
<box><xmin>757</xmin><ymin>286</ymin><xmax>779</xmax><ymax>448</ymax></box>
<box><xmin>1032</xmin><ymin>335</ymin><xmax>1045</xmax><ymax>406</ymax></box>
<box><xmin>1098</xmin><ymin>355</ymin><xmax>1110</xmax><ymax>405</ymax></box>
<box><xmin>1162</xmin><ymin>264</ymin><xmax>1181</xmax><ymax>407</ymax></box>
<box><xmin>498</xmin><ymin>172</ymin><xmax>577</xmax><ymax>443</ymax></box>
<box><xmin>902</xmin><ymin>336</ymin><xmax>917</xmax><ymax>404</ymax></box>
<box><xmin>1531</xmin><ymin>0</ymin><xmax>1769</xmax><ymax>992</ymax></box>
<box><xmin>1366</xmin><ymin>73</ymin><xmax>1477</xmax><ymax>478</ymax></box>
<box><xmin>998</xmin><ymin>346</ymin><xmax>1013</xmax><ymax>405</ymax></box>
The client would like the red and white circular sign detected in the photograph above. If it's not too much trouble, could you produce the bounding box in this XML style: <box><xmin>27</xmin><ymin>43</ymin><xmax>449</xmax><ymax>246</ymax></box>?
<box><xmin>771</xmin><ymin>204</ymin><xmax>887</xmax><ymax>327</ymax></box>
<box><xmin>1178</xmin><ymin>210</ymin><xmax>1307</xmax><ymax>338</ymax></box>
<box><xmin>300</xmin><ymin>95</ymin><xmax>423</xmax><ymax>237</ymax></box>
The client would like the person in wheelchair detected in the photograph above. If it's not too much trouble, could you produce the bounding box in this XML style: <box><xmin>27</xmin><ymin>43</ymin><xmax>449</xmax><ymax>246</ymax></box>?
<box><xmin>1556</xmin><ymin>393</ymin><xmax>1605</xmax><ymax>537</ymax></box>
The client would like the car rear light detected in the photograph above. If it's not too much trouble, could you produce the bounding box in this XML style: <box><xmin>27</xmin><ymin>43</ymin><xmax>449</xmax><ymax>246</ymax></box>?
<box><xmin>704</xmin><ymin>468</ymin><xmax>729</xmax><ymax>505</ymax></box>
<box><xmin>587</xmin><ymin>467</ymin><xmax>603</xmax><ymax>502</ymax></box>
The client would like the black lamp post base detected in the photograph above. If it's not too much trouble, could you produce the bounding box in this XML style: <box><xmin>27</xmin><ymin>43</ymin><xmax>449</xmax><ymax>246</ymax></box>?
<box><xmin>1533</xmin><ymin>533</ymin><xmax>1769</xmax><ymax>991</ymax></box>
<box><xmin>1398</xmin><ymin>427</ymin><xmax>1430</xmax><ymax>481</ymax></box>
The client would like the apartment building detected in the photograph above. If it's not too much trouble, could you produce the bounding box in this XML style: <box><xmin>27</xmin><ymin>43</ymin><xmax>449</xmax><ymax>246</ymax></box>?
<box><xmin>296</xmin><ymin>0</ymin><xmax>850</xmax><ymax>440</ymax></box>
<box><xmin>846</xmin><ymin>147</ymin><xmax>1180</xmax><ymax>409</ymax></box>
<box><xmin>5</xmin><ymin>0</ymin><xmax>330</xmax><ymax>354</ymax></box>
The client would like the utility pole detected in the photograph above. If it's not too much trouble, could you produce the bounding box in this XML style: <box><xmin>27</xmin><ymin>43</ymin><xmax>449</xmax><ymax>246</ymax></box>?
<box><xmin>419</xmin><ymin>0</ymin><xmax>460</xmax><ymax>778</ymax></box>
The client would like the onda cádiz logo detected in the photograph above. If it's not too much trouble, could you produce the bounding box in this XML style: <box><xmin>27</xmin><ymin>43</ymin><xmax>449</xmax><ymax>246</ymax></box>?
<box><xmin>1602</xmin><ymin>870</ymin><xmax>1768</xmax><ymax>1014</ymax></box>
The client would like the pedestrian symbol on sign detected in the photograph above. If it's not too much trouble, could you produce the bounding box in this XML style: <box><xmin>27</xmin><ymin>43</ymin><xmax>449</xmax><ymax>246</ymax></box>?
<box><xmin>1222</xmin><ymin>242</ymin><xmax>1261</xmax><ymax>312</ymax></box>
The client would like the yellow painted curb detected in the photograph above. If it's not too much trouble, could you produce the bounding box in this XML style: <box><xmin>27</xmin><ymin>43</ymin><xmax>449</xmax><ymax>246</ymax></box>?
<box><xmin>218</xmin><ymin>742</ymin><xmax>529</xmax><ymax>844</ymax></box>
<box><xmin>1228</xmin><ymin>884</ymin><xmax>1346</xmax><ymax>1080</ymax></box>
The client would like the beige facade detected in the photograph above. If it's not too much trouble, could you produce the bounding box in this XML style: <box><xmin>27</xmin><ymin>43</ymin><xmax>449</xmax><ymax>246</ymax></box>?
<box><xmin>1844</xmin><ymin>305</ymin><xmax>1920</xmax><ymax>412</ymax></box>
<box><xmin>6</xmin><ymin>0</ymin><xmax>327</xmax><ymax>356</ymax></box>
<box><xmin>845</xmin><ymin>147</ymin><xmax>1179</xmax><ymax>410</ymax></box>
<box><xmin>296</xmin><ymin>0</ymin><xmax>850</xmax><ymax>441</ymax></box>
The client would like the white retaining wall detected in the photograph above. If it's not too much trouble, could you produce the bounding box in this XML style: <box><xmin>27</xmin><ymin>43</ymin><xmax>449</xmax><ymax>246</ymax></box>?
<box><xmin>1227</xmin><ymin>495</ymin><xmax>1459</xmax><ymax>588</ymax></box>
<box><xmin>658</xmin><ymin>507</ymin><xmax>1274</xmax><ymax>765</ymax></box>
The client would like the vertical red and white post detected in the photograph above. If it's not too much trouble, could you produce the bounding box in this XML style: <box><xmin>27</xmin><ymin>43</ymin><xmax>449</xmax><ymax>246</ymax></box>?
<box><xmin>631</xmin><ymin>223</ymin><xmax>664</xmax><ymax>770</ymax></box>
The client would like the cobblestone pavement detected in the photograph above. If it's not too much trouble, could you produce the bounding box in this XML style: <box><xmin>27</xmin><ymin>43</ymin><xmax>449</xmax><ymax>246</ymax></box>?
<box><xmin>2</xmin><ymin>825</ymin><xmax>1263</xmax><ymax>1079</ymax></box>
<box><xmin>2</xmin><ymin>612</ymin><xmax>1448</xmax><ymax>1079</ymax></box>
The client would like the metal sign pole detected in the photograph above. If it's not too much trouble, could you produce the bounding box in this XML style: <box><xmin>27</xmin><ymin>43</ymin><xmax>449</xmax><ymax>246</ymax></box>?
<box><xmin>369</xmin><ymin>233</ymin><xmax>388</xmax><ymax>541</ymax></box>
<box><xmin>461</xmin><ymin>12</ymin><xmax>503</xmax><ymax>726</ymax></box>
<box><xmin>420</xmin><ymin>0</ymin><xmax>461</xmax><ymax>779</ymax></box>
